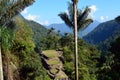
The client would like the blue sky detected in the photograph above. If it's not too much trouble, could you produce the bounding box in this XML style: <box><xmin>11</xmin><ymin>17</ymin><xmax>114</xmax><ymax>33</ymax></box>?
<box><xmin>21</xmin><ymin>0</ymin><xmax>120</xmax><ymax>25</ymax></box>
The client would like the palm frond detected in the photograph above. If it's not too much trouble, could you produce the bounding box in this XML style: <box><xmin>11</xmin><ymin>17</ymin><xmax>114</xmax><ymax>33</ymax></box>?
<box><xmin>58</xmin><ymin>12</ymin><xmax>73</xmax><ymax>29</ymax></box>
<box><xmin>77</xmin><ymin>6</ymin><xmax>91</xmax><ymax>24</ymax></box>
<box><xmin>77</xmin><ymin>19</ymin><xmax>93</xmax><ymax>31</ymax></box>
<box><xmin>0</xmin><ymin>0</ymin><xmax>35</xmax><ymax>26</ymax></box>
<box><xmin>58</xmin><ymin>2</ymin><xmax>93</xmax><ymax>32</ymax></box>
<box><xmin>68</xmin><ymin>2</ymin><xmax>74</xmax><ymax>22</ymax></box>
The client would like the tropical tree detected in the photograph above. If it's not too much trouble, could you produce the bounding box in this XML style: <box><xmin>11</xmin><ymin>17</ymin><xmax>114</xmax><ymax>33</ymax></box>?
<box><xmin>42</xmin><ymin>27</ymin><xmax>60</xmax><ymax>50</ymax></box>
<box><xmin>0</xmin><ymin>0</ymin><xmax>35</xmax><ymax>27</ymax></box>
<box><xmin>0</xmin><ymin>0</ymin><xmax>35</xmax><ymax>80</ymax></box>
<box><xmin>57</xmin><ymin>30</ymin><xmax>61</xmax><ymax>36</ymax></box>
<box><xmin>47</xmin><ymin>27</ymin><xmax>55</xmax><ymax>34</ymax></box>
<box><xmin>58</xmin><ymin>0</ymin><xmax>93</xmax><ymax>80</ymax></box>
<box><xmin>60</xmin><ymin>33</ymin><xmax>73</xmax><ymax>47</ymax></box>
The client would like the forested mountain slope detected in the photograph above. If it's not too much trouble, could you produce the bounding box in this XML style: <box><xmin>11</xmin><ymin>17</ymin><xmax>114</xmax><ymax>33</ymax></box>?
<box><xmin>15</xmin><ymin>14</ymin><xmax>54</xmax><ymax>48</ymax></box>
<box><xmin>83</xmin><ymin>18</ymin><xmax>120</xmax><ymax>50</ymax></box>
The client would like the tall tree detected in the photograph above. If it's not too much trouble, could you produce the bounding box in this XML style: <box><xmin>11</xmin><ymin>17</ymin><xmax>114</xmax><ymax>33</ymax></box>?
<box><xmin>58</xmin><ymin>0</ymin><xmax>93</xmax><ymax>80</ymax></box>
<box><xmin>73</xmin><ymin>1</ymin><xmax>78</xmax><ymax>80</ymax></box>
<box><xmin>0</xmin><ymin>0</ymin><xmax>35</xmax><ymax>80</ymax></box>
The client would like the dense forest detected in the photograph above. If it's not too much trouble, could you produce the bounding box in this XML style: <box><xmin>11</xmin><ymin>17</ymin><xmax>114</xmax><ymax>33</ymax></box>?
<box><xmin>0</xmin><ymin>0</ymin><xmax>120</xmax><ymax>80</ymax></box>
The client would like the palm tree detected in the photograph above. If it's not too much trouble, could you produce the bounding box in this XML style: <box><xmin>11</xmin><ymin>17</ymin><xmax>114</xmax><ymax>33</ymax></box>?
<box><xmin>47</xmin><ymin>27</ymin><xmax>55</xmax><ymax>34</ymax></box>
<box><xmin>0</xmin><ymin>0</ymin><xmax>35</xmax><ymax>80</ymax></box>
<box><xmin>58</xmin><ymin>2</ymin><xmax>93</xmax><ymax>32</ymax></box>
<box><xmin>0</xmin><ymin>0</ymin><xmax>35</xmax><ymax>27</ymax></box>
<box><xmin>73</xmin><ymin>1</ymin><xmax>78</xmax><ymax>80</ymax></box>
<box><xmin>58</xmin><ymin>1</ymin><xmax>93</xmax><ymax>80</ymax></box>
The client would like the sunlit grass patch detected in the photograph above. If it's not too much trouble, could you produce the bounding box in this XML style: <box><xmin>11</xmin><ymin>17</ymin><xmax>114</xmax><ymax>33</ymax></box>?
<box><xmin>50</xmin><ymin>68</ymin><xmax>58</xmax><ymax>74</ymax></box>
<box><xmin>55</xmin><ymin>70</ymin><xmax>68</xmax><ymax>79</ymax></box>
<box><xmin>43</xmin><ymin>50</ymin><xmax>58</xmax><ymax>58</ymax></box>
<box><xmin>46</xmin><ymin>58</ymin><xmax>60</xmax><ymax>65</ymax></box>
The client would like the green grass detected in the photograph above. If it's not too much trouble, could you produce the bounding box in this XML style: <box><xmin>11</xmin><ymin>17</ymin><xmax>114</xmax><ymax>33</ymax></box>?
<box><xmin>50</xmin><ymin>68</ymin><xmax>58</xmax><ymax>74</ymax></box>
<box><xmin>46</xmin><ymin>58</ymin><xmax>60</xmax><ymax>65</ymax></box>
<box><xmin>43</xmin><ymin>50</ymin><xmax>58</xmax><ymax>58</ymax></box>
<box><xmin>55</xmin><ymin>70</ymin><xmax>68</xmax><ymax>79</ymax></box>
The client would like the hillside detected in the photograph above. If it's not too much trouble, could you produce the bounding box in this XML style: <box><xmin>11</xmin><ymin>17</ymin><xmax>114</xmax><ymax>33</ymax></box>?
<box><xmin>15</xmin><ymin>14</ymin><xmax>54</xmax><ymax>48</ymax></box>
<box><xmin>26</xmin><ymin>20</ymin><xmax>50</xmax><ymax>47</ymax></box>
<box><xmin>2</xmin><ymin>14</ymin><xmax>51</xmax><ymax>80</ymax></box>
<box><xmin>83</xmin><ymin>18</ymin><xmax>120</xmax><ymax>50</ymax></box>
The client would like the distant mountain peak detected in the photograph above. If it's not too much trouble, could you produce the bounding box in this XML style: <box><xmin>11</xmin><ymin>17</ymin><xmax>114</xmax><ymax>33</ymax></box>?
<box><xmin>46</xmin><ymin>20</ymin><xmax>100</xmax><ymax>37</ymax></box>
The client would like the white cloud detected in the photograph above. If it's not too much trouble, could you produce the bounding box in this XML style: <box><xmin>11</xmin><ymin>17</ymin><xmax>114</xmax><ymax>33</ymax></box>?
<box><xmin>100</xmin><ymin>16</ymin><xmax>109</xmax><ymax>22</ymax></box>
<box><xmin>38</xmin><ymin>20</ymin><xmax>49</xmax><ymax>26</ymax></box>
<box><xmin>89</xmin><ymin>5</ymin><xmax>97</xmax><ymax>19</ymax></box>
<box><xmin>89</xmin><ymin>5</ymin><xmax>97</xmax><ymax>13</ymax></box>
<box><xmin>21</xmin><ymin>8</ymin><xmax>49</xmax><ymax>25</ymax></box>
<box><xmin>21</xmin><ymin>8</ymin><xmax>29</xmax><ymax>14</ymax></box>
<box><xmin>25</xmin><ymin>14</ymin><xmax>39</xmax><ymax>21</ymax></box>
<box><xmin>25</xmin><ymin>14</ymin><xmax>49</xmax><ymax>25</ymax></box>
<box><xmin>100</xmin><ymin>16</ymin><xmax>104</xmax><ymax>21</ymax></box>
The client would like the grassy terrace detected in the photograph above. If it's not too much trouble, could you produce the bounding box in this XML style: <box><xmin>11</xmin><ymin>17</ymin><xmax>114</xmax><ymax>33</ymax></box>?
<box><xmin>42</xmin><ymin>50</ymin><xmax>58</xmax><ymax>58</ymax></box>
<box><xmin>50</xmin><ymin>68</ymin><xmax>58</xmax><ymax>74</ymax></box>
<box><xmin>46</xmin><ymin>58</ymin><xmax>60</xmax><ymax>65</ymax></box>
<box><xmin>55</xmin><ymin>70</ymin><xmax>68</xmax><ymax>79</ymax></box>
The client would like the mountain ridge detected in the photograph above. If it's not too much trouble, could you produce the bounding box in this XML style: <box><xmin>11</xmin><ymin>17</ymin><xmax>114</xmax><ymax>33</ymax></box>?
<box><xmin>46</xmin><ymin>20</ymin><xmax>100</xmax><ymax>37</ymax></box>
<box><xmin>83</xmin><ymin>18</ymin><xmax>120</xmax><ymax>50</ymax></box>
<box><xmin>15</xmin><ymin>14</ymin><xmax>52</xmax><ymax>48</ymax></box>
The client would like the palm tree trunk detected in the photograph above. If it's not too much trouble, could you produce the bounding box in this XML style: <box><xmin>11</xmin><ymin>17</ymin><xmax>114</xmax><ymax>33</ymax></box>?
<box><xmin>73</xmin><ymin>2</ymin><xmax>78</xmax><ymax>80</ymax></box>
<box><xmin>0</xmin><ymin>46</ymin><xmax>4</xmax><ymax>80</ymax></box>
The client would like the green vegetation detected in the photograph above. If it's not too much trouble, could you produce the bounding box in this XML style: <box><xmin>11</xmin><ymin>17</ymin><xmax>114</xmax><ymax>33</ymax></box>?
<box><xmin>83</xmin><ymin>17</ymin><xmax>120</xmax><ymax>79</ymax></box>
<box><xmin>39</xmin><ymin>31</ymin><xmax>101</xmax><ymax>80</ymax></box>
<box><xmin>61</xmin><ymin>35</ymin><xmax>100</xmax><ymax>80</ymax></box>
<box><xmin>1</xmin><ymin>11</ymin><xmax>120</xmax><ymax>80</ymax></box>
<box><xmin>2</xmin><ymin>16</ymin><xmax>50</xmax><ymax>80</ymax></box>
<box><xmin>1</xmin><ymin>15</ymin><xmax>51</xmax><ymax>80</ymax></box>
<box><xmin>13</xmin><ymin>14</ymin><xmax>52</xmax><ymax>50</ymax></box>
<box><xmin>97</xmin><ymin>37</ymin><xmax>120</xmax><ymax>80</ymax></box>
<box><xmin>27</xmin><ymin>20</ymin><xmax>51</xmax><ymax>48</ymax></box>
<box><xmin>1</xmin><ymin>0</ymin><xmax>120</xmax><ymax>80</ymax></box>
